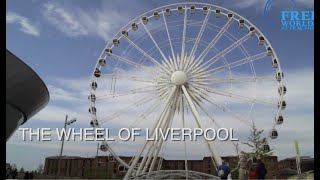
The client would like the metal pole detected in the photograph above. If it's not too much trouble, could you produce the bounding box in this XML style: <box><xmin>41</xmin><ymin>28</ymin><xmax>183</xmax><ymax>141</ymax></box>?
<box><xmin>96</xmin><ymin>143</ymin><xmax>99</xmax><ymax>157</ymax></box>
<box><xmin>57</xmin><ymin>115</ymin><xmax>68</xmax><ymax>178</ymax></box>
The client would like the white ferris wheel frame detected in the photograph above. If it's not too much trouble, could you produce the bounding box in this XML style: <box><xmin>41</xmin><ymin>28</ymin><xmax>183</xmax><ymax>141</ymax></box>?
<box><xmin>89</xmin><ymin>2</ymin><xmax>286</xmax><ymax>179</ymax></box>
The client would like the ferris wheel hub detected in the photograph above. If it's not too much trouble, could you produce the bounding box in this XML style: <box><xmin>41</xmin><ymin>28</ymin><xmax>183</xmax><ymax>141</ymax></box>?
<box><xmin>171</xmin><ymin>71</ymin><xmax>188</xmax><ymax>85</ymax></box>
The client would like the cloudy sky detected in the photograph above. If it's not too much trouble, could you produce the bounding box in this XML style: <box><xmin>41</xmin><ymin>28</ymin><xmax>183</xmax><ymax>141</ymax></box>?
<box><xmin>6</xmin><ymin>0</ymin><xmax>313</xmax><ymax>171</ymax></box>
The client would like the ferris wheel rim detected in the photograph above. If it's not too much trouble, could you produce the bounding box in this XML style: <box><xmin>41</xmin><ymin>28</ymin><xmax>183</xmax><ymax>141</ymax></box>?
<box><xmin>89</xmin><ymin>2</ymin><xmax>286</xmax><ymax>177</ymax></box>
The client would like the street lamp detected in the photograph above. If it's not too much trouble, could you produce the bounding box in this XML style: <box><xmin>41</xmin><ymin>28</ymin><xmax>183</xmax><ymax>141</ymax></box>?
<box><xmin>56</xmin><ymin>115</ymin><xmax>77</xmax><ymax>178</ymax></box>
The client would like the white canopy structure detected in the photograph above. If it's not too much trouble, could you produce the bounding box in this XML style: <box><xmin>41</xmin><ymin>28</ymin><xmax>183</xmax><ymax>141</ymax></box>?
<box><xmin>6</xmin><ymin>50</ymin><xmax>50</xmax><ymax>141</ymax></box>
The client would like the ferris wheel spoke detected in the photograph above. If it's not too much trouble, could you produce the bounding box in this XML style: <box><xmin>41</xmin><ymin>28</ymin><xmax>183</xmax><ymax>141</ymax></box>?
<box><xmin>189</xmin><ymin>33</ymin><xmax>252</xmax><ymax>76</ymax></box>
<box><xmin>140</xmin><ymin>19</ymin><xmax>173</xmax><ymax>71</ymax></box>
<box><xmin>181</xmin><ymin>85</ymin><xmax>222</xmax><ymax>168</ymax></box>
<box><xmin>109</xmin><ymin>99</ymin><xmax>164</xmax><ymax>148</ymax></box>
<box><xmin>122</xmin><ymin>36</ymin><xmax>172</xmax><ymax>75</ymax></box>
<box><xmin>204</xmin><ymin>97</ymin><xmax>252</xmax><ymax>126</ymax></box>
<box><xmin>161</xmin><ymin>9</ymin><xmax>176</xmax><ymax>64</ymax></box>
<box><xmin>189</xmin><ymin>7</ymin><xmax>211</xmax><ymax>65</ymax></box>
<box><xmin>189</xmin><ymin>75</ymin><xmax>276</xmax><ymax>85</ymax></box>
<box><xmin>198</xmin><ymin>85</ymin><xmax>276</xmax><ymax>107</ymax></box>
<box><xmin>189</xmin><ymin>19</ymin><xmax>233</xmax><ymax>72</ymax></box>
<box><xmin>181</xmin><ymin>5</ymin><xmax>188</xmax><ymax>57</ymax></box>
<box><xmin>109</xmin><ymin>53</ymin><xmax>157</xmax><ymax>74</ymax></box>
<box><xmin>193</xmin><ymin>51</ymin><xmax>268</xmax><ymax>78</ymax></box>
<box><xmin>198</xmin><ymin>104</ymin><xmax>242</xmax><ymax>157</ymax></box>
<box><xmin>96</xmin><ymin>88</ymin><xmax>155</xmax><ymax>101</ymax></box>
<box><xmin>100</xmin><ymin>74</ymin><xmax>155</xmax><ymax>83</ymax></box>
<box><xmin>98</xmin><ymin>95</ymin><xmax>158</xmax><ymax>124</ymax></box>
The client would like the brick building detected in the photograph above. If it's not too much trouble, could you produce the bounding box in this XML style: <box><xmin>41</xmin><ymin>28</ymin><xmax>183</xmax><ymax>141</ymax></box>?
<box><xmin>44</xmin><ymin>155</ymin><xmax>278</xmax><ymax>179</ymax></box>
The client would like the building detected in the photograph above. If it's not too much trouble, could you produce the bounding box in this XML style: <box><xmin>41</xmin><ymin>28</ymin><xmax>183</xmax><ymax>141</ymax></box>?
<box><xmin>6</xmin><ymin>50</ymin><xmax>50</xmax><ymax>141</ymax></box>
<box><xmin>278</xmin><ymin>156</ymin><xmax>314</xmax><ymax>173</ymax></box>
<box><xmin>277</xmin><ymin>168</ymin><xmax>298</xmax><ymax>179</ymax></box>
<box><xmin>43</xmin><ymin>155</ymin><xmax>278</xmax><ymax>179</ymax></box>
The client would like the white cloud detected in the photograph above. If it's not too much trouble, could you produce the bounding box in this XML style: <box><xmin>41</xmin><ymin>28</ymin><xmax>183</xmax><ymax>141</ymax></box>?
<box><xmin>47</xmin><ymin>84</ymin><xmax>83</xmax><ymax>102</ymax></box>
<box><xmin>229</xmin><ymin>0</ymin><xmax>265</xmax><ymax>9</ymax></box>
<box><xmin>6</xmin><ymin>12</ymin><xmax>40</xmax><ymax>36</ymax></box>
<box><xmin>42</xmin><ymin>2</ymin><xmax>88</xmax><ymax>37</ymax></box>
<box><xmin>42</xmin><ymin>2</ymin><xmax>128</xmax><ymax>40</ymax></box>
<box><xmin>6</xmin><ymin>65</ymin><xmax>313</xmax><ymax>168</ymax></box>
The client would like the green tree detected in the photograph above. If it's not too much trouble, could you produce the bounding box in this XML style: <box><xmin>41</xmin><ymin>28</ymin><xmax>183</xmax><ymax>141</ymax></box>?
<box><xmin>19</xmin><ymin>167</ymin><xmax>25</xmax><ymax>173</ymax></box>
<box><xmin>242</xmin><ymin>122</ymin><xmax>273</xmax><ymax>158</ymax></box>
<box><xmin>37</xmin><ymin>164</ymin><xmax>44</xmax><ymax>174</ymax></box>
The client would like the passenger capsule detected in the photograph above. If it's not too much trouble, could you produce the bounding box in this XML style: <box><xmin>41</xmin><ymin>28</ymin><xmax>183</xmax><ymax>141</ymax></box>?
<box><xmin>142</xmin><ymin>16</ymin><xmax>148</xmax><ymax>25</ymax></box>
<box><xmin>278</xmin><ymin>85</ymin><xmax>287</xmax><ymax>95</ymax></box>
<box><xmin>105</xmin><ymin>48</ymin><xmax>112</xmax><ymax>56</ymax></box>
<box><xmin>258</xmin><ymin>36</ymin><xmax>265</xmax><ymax>45</ymax></box>
<box><xmin>177</xmin><ymin>6</ymin><xmax>184</xmax><ymax>14</ymax></box>
<box><xmin>153</xmin><ymin>11</ymin><xmax>160</xmax><ymax>20</ymax></box>
<box><xmin>190</xmin><ymin>5</ymin><xmax>196</xmax><ymax>14</ymax></box>
<box><xmin>113</xmin><ymin>39</ymin><xmax>119</xmax><ymax>46</ymax></box>
<box><xmin>90</xmin><ymin>119</ymin><xmax>99</xmax><ymax>127</ymax></box>
<box><xmin>278</xmin><ymin>100</ymin><xmax>286</xmax><ymax>110</ymax></box>
<box><xmin>239</xmin><ymin>19</ymin><xmax>245</xmax><ymax>28</ymax></box>
<box><xmin>249</xmin><ymin>27</ymin><xmax>255</xmax><ymax>36</ymax></box>
<box><xmin>202</xmin><ymin>6</ymin><xmax>209</xmax><ymax>15</ymax></box>
<box><xmin>275</xmin><ymin>116</ymin><xmax>284</xmax><ymax>125</ymax></box>
<box><xmin>215</xmin><ymin>9</ymin><xmax>221</xmax><ymax>17</ymax></box>
<box><xmin>263</xmin><ymin>144</ymin><xmax>270</xmax><ymax>152</ymax></box>
<box><xmin>94</xmin><ymin>68</ymin><xmax>101</xmax><ymax>78</ymax></box>
<box><xmin>99</xmin><ymin>58</ymin><xmax>106</xmax><ymax>66</ymax></box>
<box><xmin>100</xmin><ymin>144</ymin><xmax>108</xmax><ymax>151</ymax></box>
<box><xmin>276</xmin><ymin>71</ymin><xmax>284</xmax><ymax>81</ymax></box>
<box><xmin>122</xmin><ymin>30</ymin><xmax>128</xmax><ymax>37</ymax></box>
<box><xmin>132</xmin><ymin>23</ymin><xmax>138</xmax><ymax>31</ymax></box>
<box><xmin>88</xmin><ymin>94</ymin><xmax>96</xmax><ymax>102</ymax></box>
<box><xmin>108</xmin><ymin>155</ymin><xmax>115</xmax><ymax>162</ymax></box>
<box><xmin>89</xmin><ymin>106</ymin><xmax>96</xmax><ymax>114</ymax></box>
<box><xmin>165</xmin><ymin>8</ymin><xmax>171</xmax><ymax>16</ymax></box>
<box><xmin>270</xmin><ymin>129</ymin><xmax>278</xmax><ymax>139</ymax></box>
<box><xmin>272</xmin><ymin>59</ymin><xmax>278</xmax><ymax>68</ymax></box>
<box><xmin>91</xmin><ymin>81</ymin><xmax>98</xmax><ymax>90</ymax></box>
<box><xmin>267</xmin><ymin>47</ymin><xmax>273</xmax><ymax>56</ymax></box>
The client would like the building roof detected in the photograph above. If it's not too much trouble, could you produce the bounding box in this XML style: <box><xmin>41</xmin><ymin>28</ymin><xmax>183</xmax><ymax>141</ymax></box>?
<box><xmin>279</xmin><ymin>156</ymin><xmax>314</xmax><ymax>162</ymax></box>
<box><xmin>6</xmin><ymin>49</ymin><xmax>50</xmax><ymax>120</ymax></box>
<box><xmin>278</xmin><ymin>168</ymin><xmax>298</xmax><ymax>175</ymax></box>
<box><xmin>46</xmin><ymin>156</ymin><xmax>82</xmax><ymax>160</ymax></box>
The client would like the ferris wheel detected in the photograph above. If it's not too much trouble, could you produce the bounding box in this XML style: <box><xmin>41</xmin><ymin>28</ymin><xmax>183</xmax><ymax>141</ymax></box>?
<box><xmin>88</xmin><ymin>2</ymin><xmax>286</xmax><ymax>179</ymax></box>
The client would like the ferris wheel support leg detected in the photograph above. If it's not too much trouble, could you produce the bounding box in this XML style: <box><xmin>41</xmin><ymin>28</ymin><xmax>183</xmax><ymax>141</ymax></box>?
<box><xmin>138</xmin><ymin>105</ymin><xmax>172</xmax><ymax>175</ymax></box>
<box><xmin>136</xmin><ymin>102</ymin><xmax>173</xmax><ymax>175</ymax></box>
<box><xmin>146</xmin><ymin>119</ymin><xmax>172</xmax><ymax>174</ymax></box>
<box><xmin>124</xmin><ymin>86</ymin><xmax>177</xmax><ymax>179</ymax></box>
<box><xmin>181</xmin><ymin>85</ymin><xmax>222</xmax><ymax>167</ymax></box>
<box><xmin>147</xmin><ymin>91</ymin><xmax>179</xmax><ymax>174</ymax></box>
<box><xmin>144</xmin><ymin>97</ymin><xmax>176</xmax><ymax>174</ymax></box>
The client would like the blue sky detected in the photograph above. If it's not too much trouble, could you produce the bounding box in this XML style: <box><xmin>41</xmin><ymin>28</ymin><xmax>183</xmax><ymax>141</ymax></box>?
<box><xmin>6</xmin><ymin>0</ymin><xmax>313</xmax><ymax>171</ymax></box>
